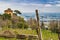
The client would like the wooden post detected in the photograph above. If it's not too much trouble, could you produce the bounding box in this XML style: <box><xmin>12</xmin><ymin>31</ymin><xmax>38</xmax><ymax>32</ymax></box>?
<box><xmin>35</xmin><ymin>9</ymin><xmax>42</xmax><ymax>40</ymax></box>
<box><xmin>58</xmin><ymin>28</ymin><xmax>60</xmax><ymax>40</ymax></box>
<box><xmin>58</xmin><ymin>20</ymin><xmax>60</xmax><ymax>40</ymax></box>
<box><xmin>58</xmin><ymin>33</ymin><xmax>60</xmax><ymax>40</ymax></box>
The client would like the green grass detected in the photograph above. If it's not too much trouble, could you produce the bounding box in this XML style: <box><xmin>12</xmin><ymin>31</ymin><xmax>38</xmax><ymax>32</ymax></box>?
<box><xmin>0</xmin><ymin>29</ymin><xmax>59</xmax><ymax>40</ymax></box>
<box><xmin>0</xmin><ymin>37</ymin><xmax>16</xmax><ymax>40</ymax></box>
<box><xmin>42</xmin><ymin>30</ymin><xmax>58</xmax><ymax>40</ymax></box>
<box><xmin>14</xmin><ymin>29</ymin><xmax>37</xmax><ymax>35</ymax></box>
<box><xmin>3</xmin><ymin>28</ymin><xmax>37</xmax><ymax>35</ymax></box>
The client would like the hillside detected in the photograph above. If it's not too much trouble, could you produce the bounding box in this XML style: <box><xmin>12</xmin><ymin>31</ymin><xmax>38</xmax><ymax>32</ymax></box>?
<box><xmin>0</xmin><ymin>29</ymin><xmax>58</xmax><ymax>40</ymax></box>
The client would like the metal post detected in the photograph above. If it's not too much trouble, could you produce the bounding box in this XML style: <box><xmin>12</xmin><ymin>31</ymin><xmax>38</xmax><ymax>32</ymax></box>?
<box><xmin>35</xmin><ymin>9</ymin><xmax>42</xmax><ymax>40</ymax></box>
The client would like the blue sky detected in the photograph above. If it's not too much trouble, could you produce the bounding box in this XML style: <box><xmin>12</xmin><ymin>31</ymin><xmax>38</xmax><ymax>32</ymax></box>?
<box><xmin>0</xmin><ymin>0</ymin><xmax>60</xmax><ymax>4</ymax></box>
<box><xmin>0</xmin><ymin>0</ymin><xmax>60</xmax><ymax>13</ymax></box>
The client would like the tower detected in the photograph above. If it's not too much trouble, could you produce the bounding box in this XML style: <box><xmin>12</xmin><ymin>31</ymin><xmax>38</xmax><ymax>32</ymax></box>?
<box><xmin>4</xmin><ymin>8</ymin><xmax>13</xmax><ymax>17</ymax></box>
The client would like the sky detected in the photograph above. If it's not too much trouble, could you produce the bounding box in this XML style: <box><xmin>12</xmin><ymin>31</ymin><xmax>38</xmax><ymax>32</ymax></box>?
<box><xmin>0</xmin><ymin>0</ymin><xmax>60</xmax><ymax>13</ymax></box>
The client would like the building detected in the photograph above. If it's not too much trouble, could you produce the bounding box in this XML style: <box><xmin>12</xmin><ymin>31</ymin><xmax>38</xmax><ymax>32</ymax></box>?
<box><xmin>4</xmin><ymin>8</ymin><xmax>13</xmax><ymax>16</ymax></box>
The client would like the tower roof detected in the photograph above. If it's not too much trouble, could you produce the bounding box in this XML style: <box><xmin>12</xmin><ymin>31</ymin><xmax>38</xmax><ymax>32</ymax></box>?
<box><xmin>4</xmin><ymin>8</ymin><xmax>13</xmax><ymax>12</ymax></box>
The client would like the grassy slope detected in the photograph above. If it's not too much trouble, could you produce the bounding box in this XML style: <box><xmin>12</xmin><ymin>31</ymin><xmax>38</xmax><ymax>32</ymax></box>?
<box><xmin>0</xmin><ymin>29</ymin><xmax>58</xmax><ymax>40</ymax></box>
<box><xmin>42</xmin><ymin>30</ymin><xmax>58</xmax><ymax>40</ymax></box>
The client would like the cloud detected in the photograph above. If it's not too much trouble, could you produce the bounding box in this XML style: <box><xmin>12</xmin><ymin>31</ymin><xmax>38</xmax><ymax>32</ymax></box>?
<box><xmin>54</xmin><ymin>1</ymin><xmax>60</xmax><ymax>4</ymax></box>
<box><xmin>0</xmin><ymin>0</ymin><xmax>60</xmax><ymax>13</ymax></box>
<box><xmin>1</xmin><ymin>0</ymin><xmax>60</xmax><ymax>4</ymax></box>
<box><xmin>44</xmin><ymin>4</ymin><xmax>52</xmax><ymax>7</ymax></box>
<box><xmin>56</xmin><ymin>4</ymin><xmax>60</xmax><ymax>7</ymax></box>
<box><xmin>0</xmin><ymin>1</ymin><xmax>44</xmax><ymax>13</ymax></box>
<box><xmin>0</xmin><ymin>2</ymin><xmax>12</xmax><ymax>13</ymax></box>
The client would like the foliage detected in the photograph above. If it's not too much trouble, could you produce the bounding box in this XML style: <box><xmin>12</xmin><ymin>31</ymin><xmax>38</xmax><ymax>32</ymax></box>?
<box><xmin>42</xmin><ymin>30</ymin><xmax>58</xmax><ymax>40</ymax></box>
<box><xmin>16</xmin><ymin>22</ymin><xmax>28</xmax><ymax>29</ymax></box>
<box><xmin>27</xmin><ymin>18</ymin><xmax>37</xmax><ymax>29</ymax></box>
<box><xmin>24</xmin><ymin>23</ymin><xmax>29</xmax><ymax>29</ymax></box>
<box><xmin>14</xmin><ymin>10</ymin><xmax>21</xmax><ymax>16</ymax></box>
<box><xmin>49</xmin><ymin>20</ymin><xmax>58</xmax><ymax>33</ymax></box>
<box><xmin>17</xmin><ymin>22</ymin><xmax>24</xmax><ymax>28</ymax></box>
<box><xmin>0</xmin><ymin>13</ymin><xmax>28</xmax><ymax>29</ymax></box>
<box><xmin>41</xmin><ymin>21</ymin><xmax>45</xmax><ymax>29</ymax></box>
<box><xmin>0</xmin><ymin>9</ymin><xmax>28</xmax><ymax>29</ymax></box>
<box><xmin>2</xmin><ymin>13</ymin><xmax>11</xmax><ymax>20</ymax></box>
<box><xmin>11</xmin><ymin>15</ymin><xmax>28</xmax><ymax>29</ymax></box>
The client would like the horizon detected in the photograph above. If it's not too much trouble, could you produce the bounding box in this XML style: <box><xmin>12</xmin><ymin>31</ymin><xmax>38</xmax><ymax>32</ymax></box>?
<box><xmin>0</xmin><ymin>0</ymin><xmax>60</xmax><ymax>13</ymax></box>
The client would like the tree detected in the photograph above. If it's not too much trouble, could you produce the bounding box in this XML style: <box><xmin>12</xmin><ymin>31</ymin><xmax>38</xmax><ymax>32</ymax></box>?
<box><xmin>14</xmin><ymin>10</ymin><xmax>21</xmax><ymax>16</ymax></box>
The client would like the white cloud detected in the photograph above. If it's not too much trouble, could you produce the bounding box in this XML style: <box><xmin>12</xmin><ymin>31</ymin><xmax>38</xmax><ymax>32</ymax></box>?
<box><xmin>0</xmin><ymin>2</ymin><xmax>44</xmax><ymax>13</ymax></box>
<box><xmin>56</xmin><ymin>4</ymin><xmax>60</xmax><ymax>7</ymax></box>
<box><xmin>0</xmin><ymin>2</ymin><xmax>12</xmax><ymax>13</ymax></box>
<box><xmin>0</xmin><ymin>1</ymin><xmax>60</xmax><ymax>13</ymax></box>
<box><xmin>44</xmin><ymin>4</ymin><xmax>52</xmax><ymax>7</ymax></box>
<box><xmin>54</xmin><ymin>1</ymin><xmax>60</xmax><ymax>4</ymax></box>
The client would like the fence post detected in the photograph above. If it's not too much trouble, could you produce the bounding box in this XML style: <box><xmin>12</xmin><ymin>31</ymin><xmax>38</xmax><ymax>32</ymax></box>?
<box><xmin>35</xmin><ymin>9</ymin><xmax>42</xmax><ymax>40</ymax></box>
